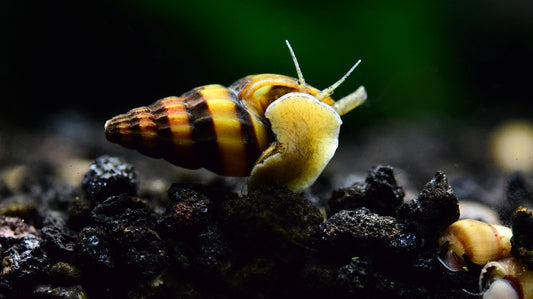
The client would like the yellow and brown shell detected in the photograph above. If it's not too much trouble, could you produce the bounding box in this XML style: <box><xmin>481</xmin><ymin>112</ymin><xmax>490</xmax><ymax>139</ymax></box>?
<box><xmin>104</xmin><ymin>41</ymin><xmax>367</xmax><ymax>192</ymax></box>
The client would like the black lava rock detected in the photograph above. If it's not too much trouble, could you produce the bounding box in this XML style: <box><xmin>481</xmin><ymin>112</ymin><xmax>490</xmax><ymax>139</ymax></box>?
<box><xmin>192</xmin><ymin>224</ymin><xmax>232</xmax><ymax>276</ymax></box>
<box><xmin>0</xmin><ymin>217</ymin><xmax>50</xmax><ymax>294</ymax></box>
<box><xmin>396</xmin><ymin>171</ymin><xmax>459</xmax><ymax>241</ymax></box>
<box><xmin>511</xmin><ymin>207</ymin><xmax>533</xmax><ymax>269</ymax></box>
<box><xmin>158</xmin><ymin>184</ymin><xmax>213</xmax><ymax>237</ymax></box>
<box><xmin>89</xmin><ymin>194</ymin><xmax>153</xmax><ymax>229</ymax></box>
<box><xmin>335</xmin><ymin>257</ymin><xmax>372</xmax><ymax>294</ymax></box>
<box><xmin>82</xmin><ymin>155</ymin><xmax>138</xmax><ymax>202</ymax></box>
<box><xmin>329</xmin><ymin>165</ymin><xmax>405</xmax><ymax>216</ymax></box>
<box><xmin>76</xmin><ymin>195</ymin><xmax>169</xmax><ymax>297</ymax></box>
<box><xmin>33</xmin><ymin>285</ymin><xmax>87</xmax><ymax>298</ymax></box>
<box><xmin>299</xmin><ymin>258</ymin><xmax>373</xmax><ymax>297</ymax></box>
<box><xmin>76</xmin><ymin>226</ymin><xmax>115</xmax><ymax>273</ymax></box>
<box><xmin>220</xmin><ymin>184</ymin><xmax>323</xmax><ymax>255</ymax></box>
<box><xmin>40</xmin><ymin>214</ymin><xmax>77</xmax><ymax>261</ymax></box>
<box><xmin>118</xmin><ymin>225</ymin><xmax>168</xmax><ymax>280</ymax></box>
<box><xmin>316</xmin><ymin>208</ymin><xmax>420</xmax><ymax>263</ymax></box>
<box><xmin>89</xmin><ymin>195</ymin><xmax>167</xmax><ymax>276</ymax></box>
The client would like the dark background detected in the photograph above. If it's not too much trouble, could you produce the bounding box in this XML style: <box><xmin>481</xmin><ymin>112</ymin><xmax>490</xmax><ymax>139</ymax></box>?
<box><xmin>5</xmin><ymin>0</ymin><xmax>533</xmax><ymax>131</ymax></box>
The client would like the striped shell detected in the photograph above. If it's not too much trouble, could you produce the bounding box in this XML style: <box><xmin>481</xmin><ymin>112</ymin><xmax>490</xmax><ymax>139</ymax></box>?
<box><xmin>437</xmin><ymin>219</ymin><xmax>513</xmax><ymax>271</ymax></box>
<box><xmin>105</xmin><ymin>76</ymin><xmax>332</xmax><ymax>176</ymax></box>
<box><xmin>105</xmin><ymin>41</ymin><xmax>367</xmax><ymax>192</ymax></box>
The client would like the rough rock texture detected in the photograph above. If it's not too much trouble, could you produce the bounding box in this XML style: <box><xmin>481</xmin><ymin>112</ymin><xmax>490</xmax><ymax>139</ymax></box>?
<box><xmin>511</xmin><ymin>207</ymin><xmax>533</xmax><ymax>269</ymax></box>
<box><xmin>157</xmin><ymin>184</ymin><xmax>213</xmax><ymax>236</ymax></box>
<box><xmin>315</xmin><ymin>208</ymin><xmax>420</xmax><ymax>262</ymax></box>
<box><xmin>76</xmin><ymin>195</ymin><xmax>168</xmax><ymax>297</ymax></box>
<box><xmin>220</xmin><ymin>184</ymin><xmax>324</xmax><ymax>249</ymax></box>
<box><xmin>397</xmin><ymin>171</ymin><xmax>460</xmax><ymax>241</ymax></box>
<box><xmin>40</xmin><ymin>214</ymin><xmax>77</xmax><ymax>261</ymax></box>
<box><xmin>0</xmin><ymin>154</ymin><xmax>526</xmax><ymax>298</ymax></box>
<box><xmin>0</xmin><ymin>217</ymin><xmax>50</xmax><ymax>295</ymax></box>
<box><xmin>329</xmin><ymin>165</ymin><xmax>405</xmax><ymax>216</ymax></box>
<box><xmin>82</xmin><ymin>155</ymin><xmax>138</xmax><ymax>202</ymax></box>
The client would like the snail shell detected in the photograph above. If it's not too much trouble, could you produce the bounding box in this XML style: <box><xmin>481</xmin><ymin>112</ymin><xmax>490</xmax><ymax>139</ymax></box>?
<box><xmin>479</xmin><ymin>257</ymin><xmax>533</xmax><ymax>299</ymax></box>
<box><xmin>437</xmin><ymin>219</ymin><xmax>512</xmax><ymax>271</ymax></box>
<box><xmin>105</xmin><ymin>41</ymin><xmax>367</xmax><ymax>192</ymax></box>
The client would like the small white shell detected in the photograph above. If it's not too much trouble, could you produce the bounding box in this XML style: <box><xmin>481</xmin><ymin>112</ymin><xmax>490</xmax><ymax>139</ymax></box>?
<box><xmin>458</xmin><ymin>201</ymin><xmax>501</xmax><ymax>225</ymax></box>
<box><xmin>479</xmin><ymin>257</ymin><xmax>533</xmax><ymax>299</ymax></box>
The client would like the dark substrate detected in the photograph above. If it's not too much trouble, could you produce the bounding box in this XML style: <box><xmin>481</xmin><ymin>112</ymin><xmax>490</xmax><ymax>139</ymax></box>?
<box><xmin>0</xmin><ymin>153</ymin><xmax>532</xmax><ymax>298</ymax></box>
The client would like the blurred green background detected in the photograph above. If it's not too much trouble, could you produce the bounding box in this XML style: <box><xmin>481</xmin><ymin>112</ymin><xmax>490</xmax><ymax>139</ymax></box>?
<box><xmin>5</xmin><ymin>0</ymin><xmax>533</xmax><ymax>130</ymax></box>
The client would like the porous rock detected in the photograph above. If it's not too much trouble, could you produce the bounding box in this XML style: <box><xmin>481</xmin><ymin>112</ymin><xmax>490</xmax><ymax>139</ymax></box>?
<box><xmin>33</xmin><ymin>284</ymin><xmax>87</xmax><ymax>298</ymax></box>
<box><xmin>220</xmin><ymin>183</ymin><xmax>323</xmax><ymax>253</ymax></box>
<box><xmin>511</xmin><ymin>207</ymin><xmax>533</xmax><ymax>269</ymax></box>
<box><xmin>329</xmin><ymin>165</ymin><xmax>404</xmax><ymax>216</ymax></box>
<box><xmin>82</xmin><ymin>155</ymin><xmax>138</xmax><ymax>202</ymax></box>
<box><xmin>76</xmin><ymin>226</ymin><xmax>114</xmax><ymax>273</ymax></box>
<box><xmin>88</xmin><ymin>195</ymin><xmax>167</xmax><ymax>276</ymax></box>
<box><xmin>192</xmin><ymin>224</ymin><xmax>232</xmax><ymax>276</ymax></box>
<box><xmin>0</xmin><ymin>217</ymin><xmax>49</xmax><ymax>293</ymax></box>
<box><xmin>396</xmin><ymin>171</ymin><xmax>459</xmax><ymax>240</ymax></box>
<box><xmin>41</xmin><ymin>214</ymin><xmax>77</xmax><ymax>261</ymax></box>
<box><xmin>298</xmin><ymin>258</ymin><xmax>373</xmax><ymax>297</ymax></box>
<box><xmin>316</xmin><ymin>207</ymin><xmax>420</xmax><ymax>262</ymax></box>
<box><xmin>75</xmin><ymin>194</ymin><xmax>168</xmax><ymax>296</ymax></box>
<box><xmin>335</xmin><ymin>257</ymin><xmax>372</xmax><ymax>294</ymax></box>
<box><xmin>157</xmin><ymin>184</ymin><xmax>213</xmax><ymax>237</ymax></box>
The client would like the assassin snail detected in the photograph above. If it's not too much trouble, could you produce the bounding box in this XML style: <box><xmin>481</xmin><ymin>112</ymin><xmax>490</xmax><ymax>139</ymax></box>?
<box><xmin>104</xmin><ymin>40</ymin><xmax>367</xmax><ymax>192</ymax></box>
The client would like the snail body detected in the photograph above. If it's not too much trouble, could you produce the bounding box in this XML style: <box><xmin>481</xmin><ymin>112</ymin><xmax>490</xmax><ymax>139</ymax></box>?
<box><xmin>438</xmin><ymin>219</ymin><xmax>513</xmax><ymax>271</ymax></box>
<box><xmin>105</xmin><ymin>41</ymin><xmax>367</xmax><ymax>192</ymax></box>
<box><xmin>479</xmin><ymin>257</ymin><xmax>533</xmax><ymax>299</ymax></box>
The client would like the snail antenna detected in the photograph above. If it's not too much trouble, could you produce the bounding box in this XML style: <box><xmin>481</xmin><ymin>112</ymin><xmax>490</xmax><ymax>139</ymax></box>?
<box><xmin>316</xmin><ymin>59</ymin><xmax>361</xmax><ymax>100</ymax></box>
<box><xmin>285</xmin><ymin>40</ymin><xmax>306</xmax><ymax>92</ymax></box>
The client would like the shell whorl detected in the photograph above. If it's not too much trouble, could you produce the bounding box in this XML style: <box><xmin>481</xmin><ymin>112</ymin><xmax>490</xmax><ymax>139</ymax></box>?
<box><xmin>105</xmin><ymin>84</ymin><xmax>271</xmax><ymax>176</ymax></box>
<box><xmin>230</xmin><ymin>74</ymin><xmax>335</xmax><ymax>118</ymax></box>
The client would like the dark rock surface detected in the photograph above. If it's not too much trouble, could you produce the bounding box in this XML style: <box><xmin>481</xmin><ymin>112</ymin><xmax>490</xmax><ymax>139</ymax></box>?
<box><xmin>82</xmin><ymin>155</ymin><xmax>138</xmax><ymax>202</ymax></box>
<box><xmin>328</xmin><ymin>165</ymin><xmax>405</xmax><ymax>216</ymax></box>
<box><xmin>397</xmin><ymin>171</ymin><xmax>460</xmax><ymax>241</ymax></box>
<box><xmin>511</xmin><ymin>207</ymin><xmax>533</xmax><ymax>269</ymax></box>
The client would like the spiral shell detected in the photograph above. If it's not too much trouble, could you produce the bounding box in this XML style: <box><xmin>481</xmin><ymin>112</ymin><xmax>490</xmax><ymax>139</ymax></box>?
<box><xmin>479</xmin><ymin>257</ymin><xmax>533</xmax><ymax>299</ymax></box>
<box><xmin>104</xmin><ymin>83</ymin><xmax>272</xmax><ymax>177</ymax></box>
<box><xmin>105</xmin><ymin>41</ymin><xmax>367</xmax><ymax>192</ymax></box>
<box><xmin>437</xmin><ymin>219</ymin><xmax>513</xmax><ymax>271</ymax></box>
